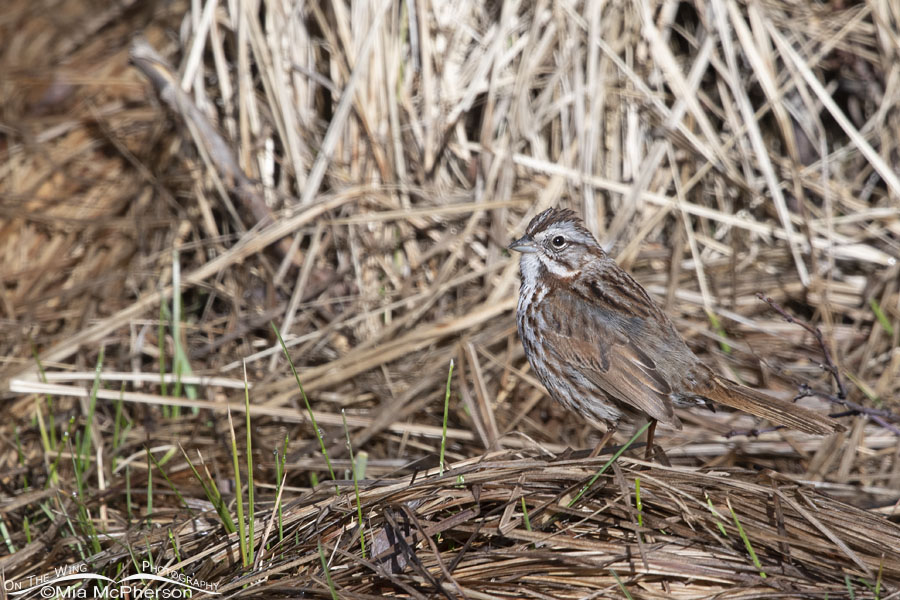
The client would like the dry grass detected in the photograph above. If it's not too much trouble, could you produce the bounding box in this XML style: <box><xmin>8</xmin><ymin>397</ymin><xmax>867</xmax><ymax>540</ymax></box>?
<box><xmin>2</xmin><ymin>0</ymin><xmax>900</xmax><ymax>597</ymax></box>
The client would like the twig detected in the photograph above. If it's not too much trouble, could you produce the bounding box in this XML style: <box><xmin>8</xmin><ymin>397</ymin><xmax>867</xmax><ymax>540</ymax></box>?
<box><xmin>756</xmin><ymin>293</ymin><xmax>847</xmax><ymax>400</ymax></box>
<box><xmin>724</xmin><ymin>425</ymin><xmax>783</xmax><ymax>439</ymax></box>
<box><xmin>757</xmin><ymin>293</ymin><xmax>900</xmax><ymax>436</ymax></box>
<box><xmin>799</xmin><ymin>387</ymin><xmax>900</xmax><ymax>437</ymax></box>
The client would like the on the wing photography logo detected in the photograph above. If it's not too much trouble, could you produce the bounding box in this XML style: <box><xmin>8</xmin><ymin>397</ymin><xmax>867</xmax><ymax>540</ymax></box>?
<box><xmin>5</xmin><ymin>561</ymin><xmax>220</xmax><ymax>598</ymax></box>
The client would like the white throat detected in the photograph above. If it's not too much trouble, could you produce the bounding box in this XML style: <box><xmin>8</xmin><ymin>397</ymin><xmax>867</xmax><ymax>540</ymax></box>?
<box><xmin>518</xmin><ymin>253</ymin><xmax>542</xmax><ymax>289</ymax></box>
<box><xmin>538</xmin><ymin>253</ymin><xmax>578</xmax><ymax>277</ymax></box>
<box><xmin>517</xmin><ymin>252</ymin><xmax>578</xmax><ymax>302</ymax></box>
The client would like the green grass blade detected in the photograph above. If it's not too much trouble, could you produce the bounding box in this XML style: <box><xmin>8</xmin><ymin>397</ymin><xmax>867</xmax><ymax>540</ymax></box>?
<box><xmin>271</xmin><ymin>322</ymin><xmax>336</xmax><ymax>488</ymax></box>
<box><xmin>705</xmin><ymin>493</ymin><xmax>728</xmax><ymax>537</ymax></box>
<box><xmin>609</xmin><ymin>569</ymin><xmax>635</xmax><ymax>600</ymax></box>
<box><xmin>243</xmin><ymin>361</ymin><xmax>255</xmax><ymax>565</ymax></box>
<box><xmin>342</xmin><ymin>409</ymin><xmax>367</xmax><ymax>558</ymax></box>
<box><xmin>147</xmin><ymin>449</ymin><xmax>193</xmax><ymax>515</ymax></box>
<box><xmin>635</xmin><ymin>477</ymin><xmax>643</xmax><ymax>528</ymax></box>
<box><xmin>440</xmin><ymin>359</ymin><xmax>454</xmax><ymax>476</ymax></box>
<box><xmin>869</xmin><ymin>297</ymin><xmax>895</xmax><ymax>336</ymax></box>
<box><xmin>276</xmin><ymin>435</ymin><xmax>288</xmax><ymax>543</ymax></box>
<box><xmin>30</xmin><ymin>338</ymin><xmax>57</xmax><ymax>449</ymax></box>
<box><xmin>180</xmin><ymin>445</ymin><xmax>236</xmax><ymax>533</ymax></box>
<box><xmin>159</xmin><ymin>301</ymin><xmax>168</xmax><ymax>398</ymax></box>
<box><xmin>318</xmin><ymin>541</ymin><xmax>339</xmax><ymax>600</ymax></box>
<box><xmin>707</xmin><ymin>311</ymin><xmax>732</xmax><ymax>354</ymax></box>
<box><xmin>226</xmin><ymin>406</ymin><xmax>248</xmax><ymax>566</ymax></box>
<box><xmin>521</xmin><ymin>497</ymin><xmax>532</xmax><ymax>532</ymax></box>
<box><xmin>568</xmin><ymin>421</ymin><xmax>650</xmax><ymax>507</ymax></box>
<box><xmin>78</xmin><ymin>347</ymin><xmax>104</xmax><ymax>472</ymax></box>
<box><xmin>727</xmin><ymin>497</ymin><xmax>766</xmax><ymax>578</ymax></box>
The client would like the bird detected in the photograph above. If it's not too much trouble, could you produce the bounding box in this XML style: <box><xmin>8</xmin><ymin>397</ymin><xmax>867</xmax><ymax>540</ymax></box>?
<box><xmin>509</xmin><ymin>207</ymin><xmax>843</xmax><ymax>456</ymax></box>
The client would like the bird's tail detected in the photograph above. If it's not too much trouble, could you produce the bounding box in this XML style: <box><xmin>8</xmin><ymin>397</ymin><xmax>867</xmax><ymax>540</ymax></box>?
<box><xmin>705</xmin><ymin>377</ymin><xmax>844</xmax><ymax>435</ymax></box>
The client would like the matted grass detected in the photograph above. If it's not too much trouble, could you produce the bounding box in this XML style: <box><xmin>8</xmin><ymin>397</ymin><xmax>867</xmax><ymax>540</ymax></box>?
<box><xmin>2</xmin><ymin>0</ymin><xmax>899</xmax><ymax>597</ymax></box>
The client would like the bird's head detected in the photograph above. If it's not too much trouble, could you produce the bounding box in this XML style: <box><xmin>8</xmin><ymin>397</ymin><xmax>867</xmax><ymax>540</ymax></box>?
<box><xmin>508</xmin><ymin>208</ymin><xmax>602</xmax><ymax>280</ymax></box>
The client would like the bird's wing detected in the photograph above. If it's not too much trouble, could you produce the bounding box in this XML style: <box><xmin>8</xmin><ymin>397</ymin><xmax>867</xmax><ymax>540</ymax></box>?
<box><xmin>537</xmin><ymin>282</ymin><xmax>679</xmax><ymax>426</ymax></box>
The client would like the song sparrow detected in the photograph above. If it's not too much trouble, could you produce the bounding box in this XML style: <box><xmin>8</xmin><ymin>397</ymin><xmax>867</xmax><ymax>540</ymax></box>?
<box><xmin>510</xmin><ymin>208</ymin><xmax>842</xmax><ymax>449</ymax></box>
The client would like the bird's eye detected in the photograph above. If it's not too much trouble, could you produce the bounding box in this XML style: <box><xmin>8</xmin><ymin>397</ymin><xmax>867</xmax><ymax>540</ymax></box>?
<box><xmin>551</xmin><ymin>235</ymin><xmax>566</xmax><ymax>248</ymax></box>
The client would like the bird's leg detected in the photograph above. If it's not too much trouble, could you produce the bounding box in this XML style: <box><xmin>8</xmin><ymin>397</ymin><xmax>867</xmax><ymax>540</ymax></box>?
<box><xmin>588</xmin><ymin>424</ymin><xmax>617</xmax><ymax>458</ymax></box>
<box><xmin>643</xmin><ymin>419</ymin><xmax>657</xmax><ymax>462</ymax></box>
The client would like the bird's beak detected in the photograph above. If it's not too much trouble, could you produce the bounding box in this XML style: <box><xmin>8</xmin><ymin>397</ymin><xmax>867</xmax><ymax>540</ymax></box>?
<box><xmin>508</xmin><ymin>235</ymin><xmax>538</xmax><ymax>253</ymax></box>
